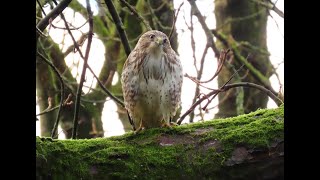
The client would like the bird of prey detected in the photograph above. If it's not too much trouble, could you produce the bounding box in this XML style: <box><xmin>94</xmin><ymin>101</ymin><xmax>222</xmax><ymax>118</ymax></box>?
<box><xmin>121</xmin><ymin>30</ymin><xmax>183</xmax><ymax>133</ymax></box>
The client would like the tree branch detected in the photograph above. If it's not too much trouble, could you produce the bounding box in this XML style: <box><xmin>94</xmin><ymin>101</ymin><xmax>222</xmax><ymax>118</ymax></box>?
<box><xmin>72</xmin><ymin>0</ymin><xmax>94</xmax><ymax>139</ymax></box>
<box><xmin>51</xmin><ymin>0</ymin><xmax>125</xmax><ymax>108</ymax></box>
<box><xmin>188</xmin><ymin>0</ymin><xmax>220</xmax><ymax>58</ymax></box>
<box><xmin>118</xmin><ymin>0</ymin><xmax>152</xmax><ymax>31</ymax></box>
<box><xmin>222</xmin><ymin>82</ymin><xmax>283</xmax><ymax>106</ymax></box>
<box><xmin>169</xmin><ymin>1</ymin><xmax>184</xmax><ymax>40</ymax></box>
<box><xmin>105</xmin><ymin>0</ymin><xmax>131</xmax><ymax>56</ymax></box>
<box><xmin>36</xmin><ymin>51</ymin><xmax>65</xmax><ymax>139</ymax></box>
<box><xmin>250</xmin><ymin>0</ymin><xmax>284</xmax><ymax>18</ymax></box>
<box><xmin>36</xmin><ymin>0</ymin><xmax>72</xmax><ymax>39</ymax></box>
<box><xmin>63</xmin><ymin>33</ymin><xmax>88</xmax><ymax>57</ymax></box>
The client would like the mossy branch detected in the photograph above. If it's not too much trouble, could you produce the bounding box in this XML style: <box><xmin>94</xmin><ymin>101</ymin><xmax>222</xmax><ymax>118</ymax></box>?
<box><xmin>36</xmin><ymin>106</ymin><xmax>284</xmax><ymax>179</ymax></box>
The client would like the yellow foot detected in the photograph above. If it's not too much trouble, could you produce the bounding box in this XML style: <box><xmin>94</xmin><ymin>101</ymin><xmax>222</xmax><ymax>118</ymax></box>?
<box><xmin>170</xmin><ymin>122</ymin><xmax>178</xmax><ymax>126</ymax></box>
<box><xmin>161</xmin><ymin>123</ymin><xmax>172</xmax><ymax>128</ymax></box>
<box><xmin>133</xmin><ymin>126</ymin><xmax>144</xmax><ymax>134</ymax></box>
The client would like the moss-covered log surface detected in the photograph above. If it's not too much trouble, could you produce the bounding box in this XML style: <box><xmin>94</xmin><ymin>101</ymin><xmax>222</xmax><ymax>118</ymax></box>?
<box><xmin>36</xmin><ymin>105</ymin><xmax>284</xmax><ymax>179</ymax></box>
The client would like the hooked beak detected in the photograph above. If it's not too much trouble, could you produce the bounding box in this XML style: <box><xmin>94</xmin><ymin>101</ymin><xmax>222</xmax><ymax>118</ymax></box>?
<box><xmin>155</xmin><ymin>37</ymin><xmax>164</xmax><ymax>46</ymax></box>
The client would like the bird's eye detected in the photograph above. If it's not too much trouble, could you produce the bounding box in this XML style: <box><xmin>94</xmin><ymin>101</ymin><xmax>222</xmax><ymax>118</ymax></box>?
<box><xmin>163</xmin><ymin>38</ymin><xmax>168</xmax><ymax>44</ymax></box>
<box><xmin>149</xmin><ymin>34</ymin><xmax>155</xmax><ymax>39</ymax></box>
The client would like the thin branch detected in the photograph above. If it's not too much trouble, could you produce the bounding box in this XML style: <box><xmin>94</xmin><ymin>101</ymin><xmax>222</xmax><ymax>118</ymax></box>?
<box><xmin>222</xmin><ymin>82</ymin><xmax>283</xmax><ymax>106</ymax></box>
<box><xmin>105</xmin><ymin>0</ymin><xmax>131</xmax><ymax>56</ymax></box>
<box><xmin>146</xmin><ymin>0</ymin><xmax>169</xmax><ymax>31</ymax></box>
<box><xmin>179</xmin><ymin>63</ymin><xmax>244</xmax><ymax>125</ymax></box>
<box><xmin>250</xmin><ymin>0</ymin><xmax>284</xmax><ymax>18</ymax></box>
<box><xmin>88</xmin><ymin>65</ymin><xmax>125</xmax><ymax>107</ymax></box>
<box><xmin>36</xmin><ymin>94</ymin><xmax>73</xmax><ymax>117</ymax></box>
<box><xmin>36</xmin><ymin>0</ymin><xmax>47</xmax><ymax>16</ymax></box>
<box><xmin>189</xmin><ymin>11</ymin><xmax>198</xmax><ymax>72</ymax></box>
<box><xmin>36</xmin><ymin>105</ymin><xmax>59</xmax><ymax>116</ymax></box>
<box><xmin>189</xmin><ymin>45</ymin><xmax>209</xmax><ymax>122</ymax></box>
<box><xmin>210</xmin><ymin>23</ymin><xmax>278</xmax><ymax>96</ymax></box>
<box><xmin>36</xmin><ymin>51</ymin><xmax>65</xmax><ymax>139</ymax></box>
<box><xmin>118</xmin><ymin>0</ymin><xmax>152</xmax><ymax>31</ymax></box>
<box><xmin>36</xmin><ymin>0</ymin><xmax>72</xmax><ymax>39</ymax></box>
<box><xmin>178</xmin><ymin>64</ymin><xmax>283</xmax><ymax>125</ymax></box>
<box><xmin>51</xmin><ymin>0</ymin><xmax>124</xmax><ymax>107</ymax></box>
<box><xmin>188</xmin><ymin>0</ymin><xmax>220</xmax><ymax>58</ymax></box>
<box><xmin>72</xmin><ymin>0</ymin><xmax>94</xmax><ymax>139</ymax></box>
<box><xmin>63</xmin><ymin>33</ymin><xmax>88</xmax><ymax>56</ymax></box>
<box><xmin>230</xmin><ymin>43</ymin><xmax>278</xmax><ymax>95</ymax></box>
<box><xmin>36</xmin><ymin>27</ymin><xmax>48</xmax><ymax>37</ymax></box>
<box><xmin>169</xmin><ymin>1</ymin><xmax>184</xmax><ymax>39</ymax></box>
<box><xmin>202</xmin><ymin>64</ymin><xmax>245</xmax><ymax>110</ymax></box>
<box><xmin>189</xmin><ymin>49</ymin><xmax>229</xmax><ymax>84</ymax></box>
<box><xmin>52</xmin><ymin>19</ymin><xmax>89</xmax><ymax>30</ymax></box>
<box><xmin>268</xmin><ymin>12</ymin><xmax>284</xmax><ymax>38</ymax></box>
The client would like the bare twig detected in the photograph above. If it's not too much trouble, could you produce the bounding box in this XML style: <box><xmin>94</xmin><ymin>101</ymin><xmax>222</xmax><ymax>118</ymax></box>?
<box><xmin>250</xmin><ymin>0</ymin><xmax>284</xmax><ymax>18</ymax></box>
<box><xmin>104</xmin><ymin>70</ymin><xmax>116</xmax><ymax>87</ymax></box>
<box><xmin>189</xmin><ymin>49</ymin><xmax>230</xmax><ymax>84</ymax></box>
<box><xmin>72</xmin><ymin>0</ymin><xmax>94</xmax><ymax>139</ymax></box>
<box><xmin>36</xmin><ymin>27</ymin><xmax>48</xmax><ymax>37</ymax></box>
<box><xmin>178</xmin><ymin>65</ymin><xmax>283</xmax><ymax>125</ymax></box>
<box><xmin>179</xmin><ymin>63</ymin><xmax>244</xmax><ymax>125</ymax></box>
<box><xmin>189</xmin><ymin>45</ymin><xmax>210</xmax><ymax>122</ymax></box>
<box><xmin>222</xmin><ymin>82</ymin><xmax>283</xmax><ymax>106</ymax></box>
<box><xmin>36</xmin><ymin>0</ymin><xmax>47</xmax><ymax>16</ymax></box>
<box><xmin>36</xmin><ymin>105</ymin><xmax>59</xmax><ymax>116</ymax></box>
<box><xmin>36</xmin><ymin>51</ymin><xmax>65</xmax><ymax>139</ymax></box>
<box><xmin>63</xmin><ymin>33</ymin><xmax>88</xmax><ymax>56</ymax></box>
<box><xmin>188</xmin><ymin>0</ymin><xmax>277</xmax><ymax>95</ymax></box>
<box><xmin>105</xmin><ymin>0</ymin><xmax>132</xmax><ymax>56</ymax></box>
<box><xmin>118</xmin><ymin>0</ymin><xmax>152</xmax><ymax>31</ymax></box>
<box><xmin>51</xmin><ymin>0</ymin><xmax>124</xmax><ymax>108</ymax></box>
<box><xmin>36</xmin><ymin>94</ymin><xmax>74</xmax><ymax>116</ymax></box>
<box><xmin>188</xmin><ymin>0</ymin><xmax>220</xmax><ymax>58</ymax></box>
<box><xmin>268</xmin><ymin>12</ymin><xmax>284</xmax><ymax>38</ymax></box>
<box><xmin>51</xmin><ymin>19</ymin><xmax>89</xmax><ymax>30</ymax></box>
<box><xmin>89</xmin><ymin>66</ymin><xmax>125</xmax><ymax>107</ymax></box>
<box><xmin>169</xmin><ymin>1</ymin><xmax>184</xmax><ymax>40</ymax></box>
<box><xmin>190</xmin><ymin>11</ymin><xmax>197</xmax><ymax>72</ymax></box>
<box><xmin>201</xmin><ymin>64</ymin><xmax>245</xmax><ymax>110</ymax></box>
<box><xmin>36</xmin><ymin>0</ymin><xmax>72</xmax><ymax>39</ymax></box>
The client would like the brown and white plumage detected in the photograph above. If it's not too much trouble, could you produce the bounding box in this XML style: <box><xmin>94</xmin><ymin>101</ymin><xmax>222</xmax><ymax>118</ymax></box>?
<box><xmin>121</xmin><ymin>30</ymin><xmax>183</xmax><ymax>132</ymax></box>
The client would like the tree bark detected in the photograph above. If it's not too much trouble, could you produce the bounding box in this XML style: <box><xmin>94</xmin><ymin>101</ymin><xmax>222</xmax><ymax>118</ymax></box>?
<box><xmin>36</xmin><ymin>106</ymin><xmax>284</xmax><ymax>179</ymax></box>
<box><xmin>215</xmin><ymin>0</ymin><xmax>273</xmax><ymax>118</ymax></box>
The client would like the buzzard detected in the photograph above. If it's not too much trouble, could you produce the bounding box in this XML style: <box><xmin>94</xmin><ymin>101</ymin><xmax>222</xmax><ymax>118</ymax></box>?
<box><xmin>121</xmin><ymin>30</ymin><xmax>183</xmax><ymax>133</ymax></box>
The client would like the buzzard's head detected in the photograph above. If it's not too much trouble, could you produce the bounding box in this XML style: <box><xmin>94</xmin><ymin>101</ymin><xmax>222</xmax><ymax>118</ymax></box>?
<box><xmin>136</xmin><ymin>30</ymin><xmax>171</xmax><ymax>54</ymax></box>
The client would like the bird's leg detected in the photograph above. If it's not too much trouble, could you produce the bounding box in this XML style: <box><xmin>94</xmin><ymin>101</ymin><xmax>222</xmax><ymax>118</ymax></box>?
<box><xmin>134</xmin><ymin>120</ymin><xmax>144</xmax><ymax>134</ymax></box>
<box><xmin>127</xmin><ymin>110</ymin><xmax>135</xmax><ymax>131</ymax></box>
<box><xmin>169</xmin><ymin>117</ymin><xmax>178</xmax><ymax>126</ymax></box>
<box><xmin>161</xmin><ymin>118</ymin><xmax>172</xmax><ymax>128</ymax></box>
<box><xmin>161</xmin><ymin>122</ymin><xmax>172</xmax><ymax>128</ymax></box>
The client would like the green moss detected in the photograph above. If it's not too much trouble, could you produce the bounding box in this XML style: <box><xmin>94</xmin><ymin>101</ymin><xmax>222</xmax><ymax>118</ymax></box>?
<box><xmin>36</xmin><ymin>106</ymin><xmax>283</xmax><ymax>179</ymax></box>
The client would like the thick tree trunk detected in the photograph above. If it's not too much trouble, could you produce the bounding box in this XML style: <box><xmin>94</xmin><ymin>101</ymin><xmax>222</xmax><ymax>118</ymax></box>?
<box><xmin>215</xmin><ymin>0</ymin><xmax>273</xmax><ymax>118</ymax></box>
<box><xmin>36</xmin><ymin>106</ymin><xmax>284</xmax><ymax>179</ymax></box>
